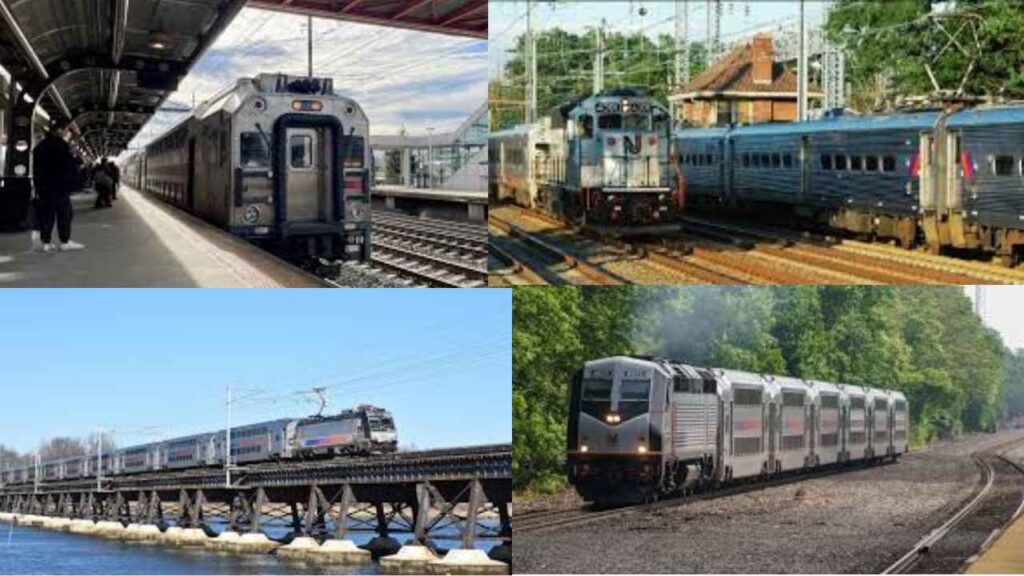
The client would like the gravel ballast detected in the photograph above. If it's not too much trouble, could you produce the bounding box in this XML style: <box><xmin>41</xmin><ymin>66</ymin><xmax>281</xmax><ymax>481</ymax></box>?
<box><xmin>515</xmin><ymin>431</ymin><xmax>1024</xmax><ymax>574</ymax></box>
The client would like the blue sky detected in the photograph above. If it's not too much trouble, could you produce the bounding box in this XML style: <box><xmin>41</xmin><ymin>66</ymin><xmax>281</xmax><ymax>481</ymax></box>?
<box><xmin>490</xmin><ymin>1</ymin><xmax>828</xmax><ymax>79</ymax></box>
<box><xmin>0</xmin><ymin>290</ymin><xmax>510</xmax><ymax>455</ymax></box>
<box><xmin>123</xmin><ymin>6</ymin><xmax>486</xmax><ymax>156</ymax></box>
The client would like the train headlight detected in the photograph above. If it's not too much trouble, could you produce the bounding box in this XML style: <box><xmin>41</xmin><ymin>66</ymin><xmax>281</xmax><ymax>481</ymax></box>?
<box><xmin>637</xmin><ymin>445</ymin><xmax>648</xmax><ymax>454</ymax></box>
<box><xmin>580</xmin><ymin>445</ymin><xmax>589</xmax><ymax>453</ymax></box>
<box><xmin>605</xmin><ymin>414</ymin><xmax>620</xmax><ymax>424</ymax></box>
<box><xmin>243</xmin><ymin>205</ymin><xmax>260</xmax><ymax>224</ymax></box>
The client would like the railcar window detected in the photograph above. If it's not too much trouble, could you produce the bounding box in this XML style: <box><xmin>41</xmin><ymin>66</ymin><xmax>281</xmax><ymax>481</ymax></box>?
<box><xmin>782</xmin><ymin>392</ymin><xmax>804</xmax><ymax>407</ymax></box>
<box><xmin>820</xmin><ymin>154</ymin><xmax>832</xmax><ymax>170</ymax></box>
<box><xmin>820</xmin><ymin>394</ymin><xmax>839</xmax><ymax>409</ymax></box>
<box><xmin>705</xmin><ymin>154</ymin><xmax>714</xmax><ymax>165</ymax></box>
<box><xmin>866</xmin><ymin>156</ymin><xmax>879</xmax><ymax>172</ymax></box>
<box><xmin>290</xmin><ymin>135</ymin><xmax>313</xmax><ymax>169</ymax></box>
<box><xmin>752</xmin><ymin>154</ymin><xmax>760</xmax><ymax>167</ymax></box>
<box><xmin>344</xmin><ymin>136</ymin><xmax>365</xmax><ymax>168</ymax></box>
<box><xmin>851</xmin><ymin>155</ymin><xmax>863</xmax><ymax>171</ymax></box>
<box><xmin>783</xmin><ymin>153</ymin><xmax>793</xmax><ymax>168</ymax></box>
<box><xmin>743</xmin><ymin>153</ymin><xmax>750</xmax><ymax>167</ymax></box>
<box><xmin>874</xmin><ymin>398</ymin><xmax>888</xmax><ymax>411</ymax></box>
<box><xmin>581</xmin><ymin>378</ymin><xmax>612</xmax><ymax>419</ymax></box>
<box><xmin>771</xmin><ymin>153</ymin><xmax>781</xmax><ymax>168</ymax></box>
<box><xmin>834</xmin><ymin>155</ymin><xmax>847</xmax><ymax>170</ymax></box>
<box><xmin>599</xmin><ymin>114</ymin><xmax>622</xmax><ymax>130</ymax></box>
<box><xmin>734</xmin><ymin>387</ymin><xmax>762</xmax><ymax>405</ymax></box>
<box><xmin>993</xmin><ymin>155</ymin><xmax>1015</xmax><ymax>176</ymax></box>
<box><xmin>760</xmin><ymin>153</ymin><xmax>770</xmax><ymax>167</ymax></box>
<box><xmin>882</xmin><ymin>156</ymin><xmax>896</xmax><ymax>172</ymax></box>
<box><xmin>618</xmin><ymin>379</ymin><xmax>651</xmax><ymax>420</ymax></box>
<box><xmin>850</xmin><ymin>397</ymin><xmax>865</xmax><ymax>410</ymax></box>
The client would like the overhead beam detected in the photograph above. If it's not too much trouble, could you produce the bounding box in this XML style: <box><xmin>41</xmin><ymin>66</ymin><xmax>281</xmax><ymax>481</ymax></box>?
<box><xmin>439</xmin><ymin>0</ymin><xmax>485</xmax><ymax>26</ymax></box>
<box><xmin>392</xmin><ymin>0</ymin><xmax>435</xmax><ymax>20</ymax></box>
<box><xmin>246</xmin><ymin>0</ymin><xmax>486</xmax><ymax>39</ymax></box>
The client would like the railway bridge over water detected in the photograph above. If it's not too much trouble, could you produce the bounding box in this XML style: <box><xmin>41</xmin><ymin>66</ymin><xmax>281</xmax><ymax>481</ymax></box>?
<box><xmin>0</xmin><ymin>444</ymin><xmax>511</xmax><ymax>574</ymax></box>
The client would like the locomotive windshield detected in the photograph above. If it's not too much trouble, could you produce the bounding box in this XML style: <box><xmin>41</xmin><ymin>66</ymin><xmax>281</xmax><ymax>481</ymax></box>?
<box><xmin>581</xmin><ymin>378</ymin><xmax>612</xmax><ymax>419</ymax></box>
<box><xmin>617</xmin><ymin>379</ymin><xmax>651</xmax><ymax>420</ymax></box>
<box><xmin>240</xmin><ymin>132</ymin><xmax>270</xmax><ymax>168</ymax></box>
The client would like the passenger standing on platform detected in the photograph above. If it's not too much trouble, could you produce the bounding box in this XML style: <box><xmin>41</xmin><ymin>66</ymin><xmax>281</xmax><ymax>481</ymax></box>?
<box><xmin>31</xmin><ymin>124</ymin><xmax>84</xmax><ymax>252</ymax></box>
<box><xmin>92</xmin><ymin>160</ymin><xmax>114</xmax><ymax>209</ymax></box>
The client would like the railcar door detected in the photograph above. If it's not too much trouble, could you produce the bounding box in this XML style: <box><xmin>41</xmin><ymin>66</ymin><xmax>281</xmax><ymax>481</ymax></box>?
<box><xmin>286</xmin><ymin>127</ymin><xmax>331</xmax><ymax>223</ymax></box>
<box><xmin>799</xmin><ymin>136</ymin><xmax>810</xmax><ymax>200</ymax></box>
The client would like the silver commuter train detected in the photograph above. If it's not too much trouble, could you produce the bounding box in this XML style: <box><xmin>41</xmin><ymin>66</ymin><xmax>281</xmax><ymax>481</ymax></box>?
<box><xmin>1</xmin><ymin>405</ymin><xmax>397</xmax><ymax>484</ymax></box>
<box><xmin>567</xmin><ymin>356</ymin><xmax>908</xmax><ymax>506</ymax></box>
<box><xmin>675</xmin><ymin>104</ymin><xmax>1024</xmax><ymax>263</ymax></box>
<box><xmin>490</xmin><ymin>88</ymin><xmax>678</xmax><ymax>230</ymax></box>
<box><xmin>122</xmin><ymin>73</ymin><xmax>372</xmax><ymax>263</ymax></box>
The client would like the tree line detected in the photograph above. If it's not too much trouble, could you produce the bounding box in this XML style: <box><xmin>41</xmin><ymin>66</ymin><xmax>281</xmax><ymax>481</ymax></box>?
<box><xmin>513</xmin><ymin>286</ymin><xmax>1024</xmax><ymax>493</ymax></box>
<box><xmin>0</xmin><ymin>433</ymin><xmax>119</xmax><ymax>471</ymax></box>
<box><xmin>491</xmin><ymin>0</ymin><xmax>1024</xmax><ymax>132</ymax></box>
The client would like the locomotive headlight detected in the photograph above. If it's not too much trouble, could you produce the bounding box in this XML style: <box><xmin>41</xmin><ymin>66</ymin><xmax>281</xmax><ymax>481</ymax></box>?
<box><xmin>605</xmin><ymin>414</ymin><xmax>620</xmax><ymax>424</ymax></box>
<box><xmin>637</xmin><ymin>445</ymin><xmax>648</xmax><ymax>454</ymax></box>
<box><xmin>580</xmin><ymin>445</ymin><xmax>589</xmax><ymax>453</ymax></box>
<box><xmin>243</xmin><ymin>205</ymin><xmax>260</xmax><ymax>224</ymax></box>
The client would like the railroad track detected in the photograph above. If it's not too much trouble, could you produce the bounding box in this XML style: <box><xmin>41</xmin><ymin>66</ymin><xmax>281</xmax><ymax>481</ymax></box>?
<box><xmin>517</xmin><ymin>459</ymin><xmax>893</xmax><ymax>534</ymax></box>
<box><xmin>489</xmin><ymin>214</ymin><xmax>624</xmax><ymax>285</ymax></box>
<box><xmin>883</xmin><ymin>435</ymin><xmax>1024</xmax><ymax>574</ymax></box>
<box><xmin>365</xmin><ymin>210</ymin><xmax>487</xmax><ymax>288</ymax></box>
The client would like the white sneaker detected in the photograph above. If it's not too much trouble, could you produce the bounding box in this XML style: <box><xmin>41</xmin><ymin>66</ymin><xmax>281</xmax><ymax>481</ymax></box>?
<box><xmin>30</xmin><ymin>230</ymin><xmax>43</xmax><ymax>251</ymax></box>
<box><xmin>58</xmin><ymin>241</ymin><xmax>85</xmax><ymax>251</ymax></box>
<box><xmin>42</xmin><ymin>243</ymin><xmax>54</xmax><ymax>253</ymax></box>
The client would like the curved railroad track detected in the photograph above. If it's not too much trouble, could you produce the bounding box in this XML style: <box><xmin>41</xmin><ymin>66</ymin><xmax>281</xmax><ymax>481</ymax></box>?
<box><xmin>883</xmin><ymin>436</ymin><xmax>1024</xmax><ymax>574</ymax></box>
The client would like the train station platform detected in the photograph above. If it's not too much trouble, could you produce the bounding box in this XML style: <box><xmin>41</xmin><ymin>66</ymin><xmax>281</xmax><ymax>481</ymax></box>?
<box><xmin>373</xmin><ymin>185</ymin><xmax>487</xmax><ymax>222</ymax></box>
<box><xmin>0</xmin><ymin>186</ymin><xmax>324</xmax><ymax>288</ymax></box>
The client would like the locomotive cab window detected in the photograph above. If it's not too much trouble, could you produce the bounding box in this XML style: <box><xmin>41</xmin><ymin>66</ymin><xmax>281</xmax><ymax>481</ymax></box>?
<box><xmin>581</xmin><ymin>378</ymin><xmax>612</xmax><ymax>419</ymax></box>
<box><xmin>240</xmin><ymin>133</ymin><xmax>270</xmax><ymax>168</ymax></box>
<box><xmin>290</xmin><ymin>135</ymin><xmax>314</xmax><ymax>169</ymax></box>
<box><xmin>618</xmin><ymin>379</ymin><xmax>651</xmax><ymax>420</ymax></box>
<box><xmin>599</xmin><ymin>114</ymin><xmax>622</xmax><ymax>130</ymax></box>
<box><xmin>581</xmin><ymin>115</ymin><xmax>594</xmax><ymax>138</ymax></box>
<box><xmin>624</xmin><ymin>114</ymin><xmax>649</xmax><ymax>131</ymax></box>
<box><xmin>344</xmin><ymin>135</ymin><xmax>365</xmax><ymax>168</ymax></box>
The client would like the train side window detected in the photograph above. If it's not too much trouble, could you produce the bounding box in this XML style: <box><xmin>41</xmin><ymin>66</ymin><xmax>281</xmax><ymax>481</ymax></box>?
<box><xmin>706</xmin><ymin>153</ymin><xmax>714</xmax><ymax>165</ymax></box>
<box><xmin>290</xmin><ymin>135</ymin><xmax>313</xmax><ymax>169</ymax></box>
<box><xmin>820</xmin><ymin>154</ymin><xmax>832</xmax><ymax>170</ymax></box>
<box><xmin>882</xmin><ymin>156</ymin><xmax>896</xmax><ymax>172</ymax></box>
<box><xmin>782</xmin><ymin>153</ymin><xmax>793</xmax><ymax>168</ymax></box>
<box><xmin>240</xmin><ymin>133</ymin><xmax>269</xmax><ymax>168</ymax></box>
<box><xmin>743</xmin><ymin>153</ymin><xmax>750</xmax><ymax>167</ymax></box>
<box><xmin>760</xmin><ymin>153</ymin><xmax>769</xmax><ymax>167</ymax></box>
<box><xmin>851</xmin><ymin>155</ymin><xmax>863</xmax><ymax>171</ymax></box>
<box><xmin>993</xmin><ymin>155</ymin><xmax>1015</xmax><ymax>176</ymax></box>
<box><xmin>771</xmin><ymin>153</ymin><xmax>781</xmax><ymax>168</ymax></box>
<box><xmin>834</xmin><ymin>155</ymin><xmax>847</xmax><ymax>170</ymax></box>
<box><xmin>866</xmin><ymin>156</ymin><xmax>879</xmax><ymax>172</ymax></box>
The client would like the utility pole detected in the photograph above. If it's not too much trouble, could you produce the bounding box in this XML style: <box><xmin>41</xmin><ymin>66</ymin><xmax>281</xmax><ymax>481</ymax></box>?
<box><xmin>593</xmin><ymin>20</ymin><xmax>605</xmax><ymax>95</ymax></box>
<box><xmin>225</xmin><ymin>382</ymin><xmax>232</xmax><ymax>487</ymax></box>
<box><xmin>426</xmin><ymin>125</ymin><xmax>435</xmax><ymax>188</ymax></box>
<box><xmin>705</xmin><ymin>0</ymin><xmax>712</xmax><ymax>63</ymax></box>
<box><xmin>525</xmin><ymin>0</ymin><xmax>537</xmax><ymax>124</ymax></box>
<box><xmin>307</xmin><ymin>15</ymin><xmax>314</xmax><ymax>78</ymax></box>
<box><xmin>797</xmin><ymin>0</ymin><xmax>808</xmax><ymax>121</ymax></box>
<box><xmin>95</xmin><ymin>427</ymin><xmax>103</xmax><ymax>492</ymax></box>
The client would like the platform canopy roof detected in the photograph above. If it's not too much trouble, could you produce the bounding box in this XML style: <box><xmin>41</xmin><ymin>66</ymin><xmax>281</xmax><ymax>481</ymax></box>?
<box><xmin>0</xmin><ymin>0</ymin><xmax>252</xmax><ymax>159</ymax></box>
<box><xmin>248</xmin><ymin>0</ymin><xmax>487</xmax><ymax>40</ymax></box>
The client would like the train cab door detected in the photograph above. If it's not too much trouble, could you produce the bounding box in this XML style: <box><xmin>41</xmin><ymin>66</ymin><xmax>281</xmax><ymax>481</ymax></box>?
<box><xmin>808</xmin><ymin>403</ymin><xmax>816</xmax><ymax>464</ymax></box>
<box><xmin>840</xmin><ymin>405</ymin><xmax>848</xmax><ymax>461</ymax></box>
<box><xmin>285</xmin><ymin>127</ymin><xmax>331</xmax><ymax>224</ymax></box>
<box><xmin>767</xmin><ymin>402</ymin><xmax>776</xmax><ymax>472</ymax></box>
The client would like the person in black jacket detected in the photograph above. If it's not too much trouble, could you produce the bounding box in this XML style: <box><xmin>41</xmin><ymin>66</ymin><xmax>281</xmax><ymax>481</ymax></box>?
<box><xmin>32</xmin><ymin>124</ymin><xmax>84</xmax><ymax>252</ymax></box>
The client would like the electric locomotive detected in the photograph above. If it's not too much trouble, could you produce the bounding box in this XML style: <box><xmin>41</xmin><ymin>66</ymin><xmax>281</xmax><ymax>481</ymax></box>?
<box><xmin>567</xmin><ymin>355</ymin><xmax>908</xmax><ymax>507</ymax></box>
<box><xmin>123</xmin><ymin>73</ymin><xmax>372</xmax><ymax>265</ymax></box>
<box><xmin>491</xmin><ymin>88</ymin><xmax>678</xmax><ymax>232</ymax></box>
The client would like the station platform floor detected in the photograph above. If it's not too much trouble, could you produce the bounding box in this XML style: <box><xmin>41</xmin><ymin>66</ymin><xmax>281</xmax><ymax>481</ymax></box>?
<box><xmin>0</xmin><ymin>186</ymin><xmax>324</xmax><ymax>288</ymax></box>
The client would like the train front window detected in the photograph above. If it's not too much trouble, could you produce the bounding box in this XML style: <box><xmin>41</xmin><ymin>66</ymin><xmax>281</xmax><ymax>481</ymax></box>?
<box><xmin>617</xmin><ymin>379</ymin><xmax>650</xmax><ymax>420</ymax></box>
<box><xmin>240</xmin><ymin>133</ymin><xmax>269</xmax><ymax>168</ymax></box>
<box><xmin>599</xmin><ymin>114</ymin><xmax>622</xmax><ymax>130</ymax></box>
<box><xmin>290</xmin><ymin>135</ymin><xmax>313</xmax><ymax>168</ymax></box>
<box><xmin>581</xmin><ymin>378</ymin><xmax>612</xmax><ymax>419</ymax></box>
<box><xmin>623</xmin><ymin>115</ymin><xmax>650</xmax><ymax>131</ymax></box>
